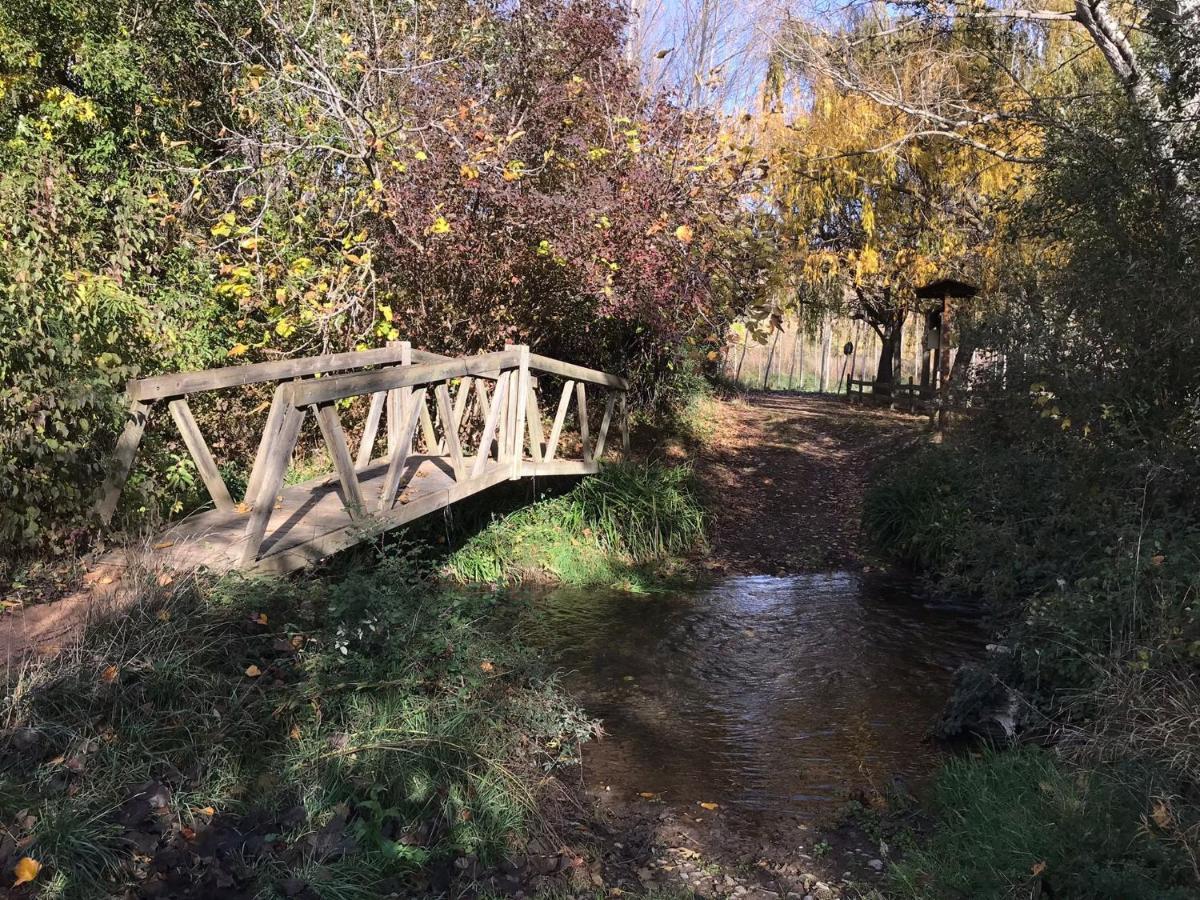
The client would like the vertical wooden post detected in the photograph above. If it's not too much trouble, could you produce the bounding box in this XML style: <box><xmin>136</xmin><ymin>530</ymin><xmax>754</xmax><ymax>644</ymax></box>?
<box><xmin>510</xmin><ymin>346</ymin><xmax>529</xmax><ymax>479</ymax></box>
<box><xmin>576</xmin><ymin>381</ymin><xmax>591</xmax><ymax>464</ymax></box>
<box><xmin>96</xmin><ymin>397</ymin><xmax>152</xmax><ymax>524</ymax></box>
<box><xmin>387</xmin><ymin>340</ymin><xmax>410</xmax><ymax>456</ymax></box>
<box><xmin>244</xmin><ymin>386</ymin><xmax>290</xmax><ymax>505</ymax></box>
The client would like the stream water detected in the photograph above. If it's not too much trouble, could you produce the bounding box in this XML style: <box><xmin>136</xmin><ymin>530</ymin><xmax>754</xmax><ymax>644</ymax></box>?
<box><xmin>519</xmin><ymin>571</ymin><xmax>985</xmax><ymax>819</ymax></box>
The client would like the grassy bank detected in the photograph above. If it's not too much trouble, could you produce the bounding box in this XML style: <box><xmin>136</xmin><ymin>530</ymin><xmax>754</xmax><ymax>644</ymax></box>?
<box><xmin>864</xmin><ymin>423</ymin><xmax>1200</xmax><ymax>897</ymax></box>
<box><xmin>444</xmin><ymin>462</ymin><xmax>706</xmax><ymax>588</ymax></box>
<box><xmin>0</xmin><ymin>558</ymin><xmax>597</xmax><ymax>898</ymax></box>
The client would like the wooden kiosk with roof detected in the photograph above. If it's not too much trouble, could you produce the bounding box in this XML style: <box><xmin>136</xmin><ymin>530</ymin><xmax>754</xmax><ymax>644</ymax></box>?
<box><xmin>915</xmin><ymin>277</ymin><xmax>978</xmax><ymax>432</ymax></box>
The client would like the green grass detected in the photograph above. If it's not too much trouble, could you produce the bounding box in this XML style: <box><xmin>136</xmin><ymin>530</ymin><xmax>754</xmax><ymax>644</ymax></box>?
<box><xmin>0</xmin><ymin>555</ymin><xmax>597</xmax><ymax>898</ymax></box>
<box><xmin>443</xmin><ymin>462</ymin><xmax>706</xmax><ymax>587</ymax></box>
<box><xmin>888</xmin><ymin>748</ymin><xmax>1196</xmax><ymax>899</ymax></box>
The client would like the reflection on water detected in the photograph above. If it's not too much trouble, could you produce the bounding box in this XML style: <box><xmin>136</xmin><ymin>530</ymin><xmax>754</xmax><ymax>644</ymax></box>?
<box><xmin>519</xmin><ymin>572</ymin><xmax>985</xmax><ymax>817</ymax></box>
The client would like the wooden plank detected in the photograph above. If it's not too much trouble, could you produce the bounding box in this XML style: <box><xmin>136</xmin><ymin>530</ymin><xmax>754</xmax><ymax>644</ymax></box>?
<box><xmin>528</xmin><ymin>353</ymin><xmax>628</xmax><ymax>390</ymax></box>
<box><xmin>450</xmin><ymin>377</ymin><xmax>472</xmax><ymax>438</ymax></box>
<box><xmin>525</xmin><ymin>382</ymin><xmax>545</xmax><ymax>463</ymax></box>
<box><xmin>315</xmin><ymin>402</ymin><xmax>366</xmax><ymax>517</ymax></box>
<box><xmin>511</xmin><ymin>346</ymin><xmax>529</xmax><ymax>478</ymax></box>
<box><xmin>545</xmin><ymin>380</ymin><xmax>573</xmax><ymax>462</ymax></box>
<box><xmin>576</xmin><ymin>381</ymin><xmax>592</xmax><ymax>464</ymax></box>
<box><xmin>248</xmin><ymin>463</ymin><xmax>514</xmax><ymax>574</ymax></box>
<box><xmin>292</xmin><ymin>350</ymin><xmax>520</xmax><ymax>407</ymax></box>
<box><xmin>521</xmin><ymin>459</ymin><xmax>600</xmax><ymax>477</ymax></box>
<box><xmin>129</xmin><ymin>346</ymin><xmax>408</xmax><ymax>401</ymax></box>
<box><xmin>471</xmin><ymin>372</ymin><xmax>509</xmax><ymax>478</ymax></box>
<box><xmin>244</xmin><ymin>384</ymin><xmax>290</xmax><ymax>505</ymax></box>
<box><xmin>356</xmin><ymin>391</ymin><xmax>387</xmax><ymax>469</ymax></box>
<box><xmin>239</xmin><ymin>399</ymin><xmax>305</xmax><ymax>567</ymax></box>
<box><xmin>377</xmin><ymin>387</ymin><xmax>427</xmax><ymax>512</ymax></box>
<box><xmin>168</xmin><ymin>398</ymin><xmax>235</xmax><ymax>512</ymax></box>
<box><xmin>434</xmin><ymin>381</ymin><xmax>465</xmax><ymax>480</ymax></box>
<box><xmin>95</xmin><ymin>398</ymin><xmax>152</xmax><ymax>524</ymax></box>
<box><xmin>418</xmin><ymin>396</ymin><xmax>438</xmax><ymax>453</ymax></box>
<box><xmin>593</xmin><ymin>393</ymin><xmax>616</xmax><ymax>459</ymax></box>
<box><xmin>387</xmin><ymin>340</ymin><xmax>410</xmax><ymax>457</ymax></box>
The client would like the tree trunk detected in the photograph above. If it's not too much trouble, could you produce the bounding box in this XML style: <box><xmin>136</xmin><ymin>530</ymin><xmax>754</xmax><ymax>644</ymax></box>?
<box><xmin>818</xmin><ymin>316</ymin><xmax>831</xmax><ymax>392</ymax></box>
<box><xmin>872</xmin><ymin>308</ymin><xmax>907</xmax><ymax>395</ymax></box>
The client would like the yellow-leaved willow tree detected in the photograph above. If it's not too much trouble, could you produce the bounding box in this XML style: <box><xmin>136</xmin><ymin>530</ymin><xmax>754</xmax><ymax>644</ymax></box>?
<box><xmin>758</xmin><ymin>12</ymin><xmax>1037</xmax><ymax>385</ymax></box>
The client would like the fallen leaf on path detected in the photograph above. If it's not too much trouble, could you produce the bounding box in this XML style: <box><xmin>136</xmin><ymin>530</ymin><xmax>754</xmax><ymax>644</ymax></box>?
<box><xmin>638</xmin><ymin>791</ymin><xmax>660</xmax><ymax>799</ymax></box>
<box><xmin>698</xmin><ymin>801</ymin><xmax>719</xmax><ymax>811</ymax></box>
<box><xmin>244</xmin><ymin>665</ymin><xmax>262</xmax><ymax>678</ymax></box>
<box><xmin>12</xmin><ymin>857</ymin><xmax>41</xmax><ymax>886</ymax></box>
<box><xmin>479</xmin><ymin>660</ymin><xmax>495</xmax><ymax>673</ymax></box>
<box><xmin>256</xmin><ymin>612</ymin><xmax>269</xmax><ymax>625</ymax></box>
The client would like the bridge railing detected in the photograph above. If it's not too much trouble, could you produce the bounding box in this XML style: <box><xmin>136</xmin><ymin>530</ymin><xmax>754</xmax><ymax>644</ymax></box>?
<box><xmin>97</xmin><ymin>343</ymin><xmax>629</xmax><ymax>567</ymax></box>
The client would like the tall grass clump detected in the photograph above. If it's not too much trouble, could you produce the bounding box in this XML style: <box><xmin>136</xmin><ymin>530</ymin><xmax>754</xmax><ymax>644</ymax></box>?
<box><xmin>444</xmin><ymin>462</ymin><xmax>706</xmax><ymax>586</ymax></box>
<box><xmin>0</xmin><ymin>555</ymin><xmax>597</xmax><ymax>898</ymax></box>
<box><xmin>888</xmin><ymin>748</ymin><xmax>1196</xmax><ymax>899</ymax></box>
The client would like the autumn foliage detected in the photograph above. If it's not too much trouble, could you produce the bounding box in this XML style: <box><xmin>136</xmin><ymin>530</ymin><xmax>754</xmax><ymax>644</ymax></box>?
<box><xmin>0</xmin><ymin>0</ymin><xmax>763</xmax><ymax>555</ymax></box>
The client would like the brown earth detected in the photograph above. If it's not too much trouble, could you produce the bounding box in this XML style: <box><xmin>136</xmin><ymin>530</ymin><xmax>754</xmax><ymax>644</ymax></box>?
<box><xmin>697</xmin><ymin>391</ymin><xmax>922</xmax><ymax>573</ymax></box>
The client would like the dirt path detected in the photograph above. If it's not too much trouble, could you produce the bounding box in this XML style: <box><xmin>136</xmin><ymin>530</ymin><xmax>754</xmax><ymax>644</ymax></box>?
<box><xmin>698</xmin><ymin>392</ymin><xmax>921</xmax><ymax>574</ymax></box>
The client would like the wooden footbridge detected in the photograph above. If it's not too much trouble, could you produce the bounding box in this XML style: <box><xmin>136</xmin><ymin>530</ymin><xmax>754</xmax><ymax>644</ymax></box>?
<box><xmin>97</xmin><ymin>343</ymin><xmax>628</xmax><ymax>574</ymax></box>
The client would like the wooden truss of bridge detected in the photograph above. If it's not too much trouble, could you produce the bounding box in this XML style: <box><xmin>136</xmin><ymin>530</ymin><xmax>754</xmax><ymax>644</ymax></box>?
<box><xmin>96</xmin><ymin>343</ymin><xmax>629</xmax><ymax>574</ymax></box>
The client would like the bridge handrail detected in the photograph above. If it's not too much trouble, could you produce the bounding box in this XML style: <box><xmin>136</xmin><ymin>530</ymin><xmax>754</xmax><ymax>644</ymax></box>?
<box><xmin>290</xmin><ymin>350</ymin><xmax>520</xmax><ymax>407</ymax></box>
<box><xmin>127</xmin><ymin>345</ymin><xmax>410</xmax><ymax>401</ymax></box>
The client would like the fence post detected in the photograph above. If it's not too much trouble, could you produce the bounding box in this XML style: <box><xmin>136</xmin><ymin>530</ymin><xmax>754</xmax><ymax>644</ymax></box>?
<box><xmin>386</xmin><ymin>340</ymin><xmax>410</xmax><ymax>457</ymax></box>
<box><xmin>511</xmin><ymin>345</ymin><xmax>530</xmax><ymax>479</ymax></box>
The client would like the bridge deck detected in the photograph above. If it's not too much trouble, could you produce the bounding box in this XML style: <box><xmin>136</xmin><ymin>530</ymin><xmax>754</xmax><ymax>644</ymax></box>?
<box><xmin>150</xmin><ymin>454</ymin><xmax>599</xmax><ymax>574</ymax></box>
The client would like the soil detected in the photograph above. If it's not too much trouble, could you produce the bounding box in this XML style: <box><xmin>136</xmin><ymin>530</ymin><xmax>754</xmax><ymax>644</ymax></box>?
<box><xmin>696</xmin><ymin>392</ymin><xmax>921</xmax><ymax>574</ymax></box>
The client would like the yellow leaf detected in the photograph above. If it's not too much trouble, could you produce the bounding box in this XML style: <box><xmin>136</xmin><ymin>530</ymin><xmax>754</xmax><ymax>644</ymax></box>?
<box><xmin>12</xmin><ymin>857</ymin><xmax>41</xmax><ymax>887</ymax></box>
<box><xmin>429</xmin><ymin>216</ymin><xmax>451</xmax><ymax>235</ymax></box>
<box><xmin>244</xmin><ymin>665</ymin><xmax>262</xmax><ymax>678</ymax></box>
<box><xmin>256</xmin><ymin>612</ymin><xmax>268</xmax><ymax>625</ymax></box>
<box><xmin>480</xmin><ymin>659</ymin><xmax>495</xmax><ymax>673</ymax></box>
<box><xmin>289</xmin><ymin>724</ymin><xmax>302</xmax><ymax>741</ymax></box>
<box><xmin>460</xmin><ymin>163</ymin><xmax>479</xmax><ymax>180</ymax></box>
<box><xmin>227</xmin><ymin>343</ymin><xmax>249</xmax><ymax>357</ymax></box>
<box><xmin>698</xmin><ymin>801</ymin><xmax>718</xmax><ymax>810</ymax></box>
<box><xmin>101</xmin><ymin>665</ymin><xmax>120</xmax><ymax>684</ymax></box>
<box><xmin>239</xmin><ymin>236</ymin><xmax>258</xmax><ymax>251</ymax></box>
<box><xmin>638</xmin><ymin>791</ymin><xmax>660</xmax><ymax>799</ymax></box>
<box><xmin>675</xmin><ymin>224</ymin><xmax>694</xmax><ymax>244</ymax></box>
<box><xmin>706</xmin><ymin>350</ymin><xmax>718</xmax><ymax>361</ymax></box>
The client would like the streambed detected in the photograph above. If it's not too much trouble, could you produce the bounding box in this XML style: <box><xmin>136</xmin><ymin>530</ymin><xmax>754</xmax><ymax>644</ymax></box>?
<box><xmin>520</xmin><ymin>571</ymin><xmax>985</xmax><ymax>819</ymax></box>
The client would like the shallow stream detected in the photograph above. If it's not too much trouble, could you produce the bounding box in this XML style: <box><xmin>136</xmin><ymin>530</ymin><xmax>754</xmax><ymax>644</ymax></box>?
<box><xmin>519</xmin><ymin>572</ymin><xmax>985</xmax><ymax>818</ymax></box>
